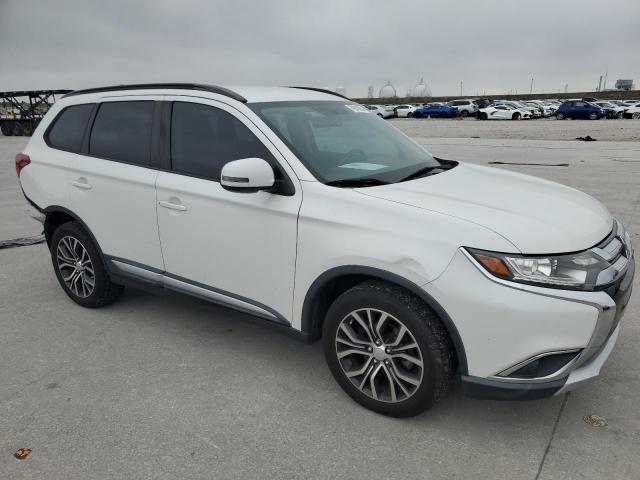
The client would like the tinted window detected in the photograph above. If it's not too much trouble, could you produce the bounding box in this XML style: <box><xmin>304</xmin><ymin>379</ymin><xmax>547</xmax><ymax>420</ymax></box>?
<box><xmin>171</xmin><ymin>102</ymin><xmax>274</xmax><ymax>180</ymax></box>
<box><xmin>89</xmin><ymin>101</ymin><xmax>154</xmax><ymax>165</ymax></box>
<box><xmin>47</xmin><ymin>104</ymin><xmax>94</xmax><ymax>152</ymax></box>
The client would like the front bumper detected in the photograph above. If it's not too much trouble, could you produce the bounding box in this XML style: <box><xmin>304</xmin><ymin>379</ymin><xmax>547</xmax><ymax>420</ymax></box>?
<box><xmin>425</xmin><ymin>226</ymin><xmax>634</xmax><ymax>401</ymax></box>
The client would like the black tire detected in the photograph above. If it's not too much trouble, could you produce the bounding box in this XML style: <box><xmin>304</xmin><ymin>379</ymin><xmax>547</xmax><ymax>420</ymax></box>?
<box><xmin>21</xmin><ymin>121</ymin><xmax>33</xmax><ymax>136</ymax></box>
<box><xmin>512</xmin><ymin>112</ymin><xmax>521</xmax><ymax>120</ymax></box>
<box><xmin>12</xmin><ymin>122</ymin><xmax>23</xmax><ymax>136</ymax></box>
<box><xmin>616</xmin><ymin>111</ymin><xmax>623</xmax><ymax>119</ymax></box>
<box><xmin>50</xmin><ymin>222</ymin><xmax>124</xmax><ymax>308</ymax></box>
<box><xmin>479</xmin><ymin>112</ymin><xmax>488</xmax><ymax>120</ymax></box>
<box><xmin>377</xmin><ymin>113</ymin><xmax>383</xmax><ymax>117</ymax></box>
<box><xmin>322</xmin><ymin>280</ymin><xmax>455</xmax><ymax>418</ymax></box>
<box><xmin>460</xmin><ymin>110</ymin><xmax>469</xmax><ymax>117</ymax></box>
<box><xmin>589</xmin><ymin>112</ymin><xmax>598</xmax><ymax>120</ymax></box>
<box><xmin>556</xmin><ymin>112</ymin><xmax>565</xmax><ymax>120</ymax></box>
<box><xmin>0</xmin><ymin>122</ymin><xmax>12</xmax><ymax>136</ymax></box>
<box><xmin>633</xmin><ymin>112</ymin><xmax>640</xmax><ymax>120</ymax></box>
<box><xmin>407</xmin><ymin>112</ymin><xmax>413</xmax><ymax>118</ymax></box>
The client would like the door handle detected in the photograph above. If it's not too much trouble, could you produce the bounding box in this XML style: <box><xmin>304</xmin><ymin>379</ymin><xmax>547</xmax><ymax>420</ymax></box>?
<box><xmin>72</xmin><ymin>179</ymin><xmax>92</xmax><ymax>190</ymax></box>
<box><xmin>159</xmin><ymin>200</ymin><xmax>187</xmax><ymax>212</ymax></box>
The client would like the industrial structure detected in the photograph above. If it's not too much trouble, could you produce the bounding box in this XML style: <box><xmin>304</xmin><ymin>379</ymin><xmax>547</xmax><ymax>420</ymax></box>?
<box><xmin>1</xmin><ymin>90</ymin><xmax>71</xmax><ymax>136</ymax></box>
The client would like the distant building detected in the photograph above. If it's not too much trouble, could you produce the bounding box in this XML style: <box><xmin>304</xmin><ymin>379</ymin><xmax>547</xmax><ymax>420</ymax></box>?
<box><xmin>379</xmin><ymin>81</ymin><xmax>396</xmax><ymax>98</ymax></box>
<box><xmin>615</xmin><ymin>79</ymin><xmax>634</xmax><ymax>91</ymax></box>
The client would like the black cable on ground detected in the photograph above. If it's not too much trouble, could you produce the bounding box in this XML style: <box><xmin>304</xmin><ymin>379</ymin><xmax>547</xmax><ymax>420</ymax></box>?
<box><xmin>0</xmin><ymin>234</ymin><xmax>45</xmax><ymax>249</ymax></box>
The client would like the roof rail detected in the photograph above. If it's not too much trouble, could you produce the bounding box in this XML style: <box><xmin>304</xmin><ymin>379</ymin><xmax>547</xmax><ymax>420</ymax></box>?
<box><xmin>288</xmin><ymin>86</ymin><xmax>351</xmax><ymax>100</ymax></box>
<box><xmin>63</xmin><ymin>83</ymin><xmax>247</xmax><ymax>103</ymax></box>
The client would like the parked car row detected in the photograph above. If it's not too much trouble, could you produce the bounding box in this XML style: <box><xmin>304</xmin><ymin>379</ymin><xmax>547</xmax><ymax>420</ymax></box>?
<box><xmin>362</xmin><ymin>97</ymin><xmax>640</xmax><ymax>121</ymax></box>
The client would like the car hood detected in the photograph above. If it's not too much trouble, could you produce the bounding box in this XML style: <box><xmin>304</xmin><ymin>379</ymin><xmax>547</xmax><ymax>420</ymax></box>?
<box><xmin>355</xmin><ymin>162</ymin><xmax>612</xmax><ymax>254</ymax></box>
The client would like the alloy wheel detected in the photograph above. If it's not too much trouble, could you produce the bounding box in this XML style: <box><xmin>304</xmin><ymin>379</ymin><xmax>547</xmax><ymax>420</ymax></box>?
<box><xmin>56</xmin><ymin>236</ymin><xmax>95</xmax><ymax>298</ymax></box>
<box><xmin>335</xmin><ymin>308</ymin><xmax>423</xmax><ymax>403</ymax></box>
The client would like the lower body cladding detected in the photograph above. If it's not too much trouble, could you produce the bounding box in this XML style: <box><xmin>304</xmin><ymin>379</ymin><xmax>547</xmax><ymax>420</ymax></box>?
<box><xmin>424</xmin><ymin>249</ymin><xmax>634</xmax><ymax>400</ymax></box>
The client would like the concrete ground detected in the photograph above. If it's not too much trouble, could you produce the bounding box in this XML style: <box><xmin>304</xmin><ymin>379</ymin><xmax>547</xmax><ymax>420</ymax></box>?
<box><xmin>1</xmin><ymin>120</ymin><xmax>639</xmax><ymax>479</ymax></box>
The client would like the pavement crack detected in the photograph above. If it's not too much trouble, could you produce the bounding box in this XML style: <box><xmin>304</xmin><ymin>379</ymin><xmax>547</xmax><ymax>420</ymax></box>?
<box><xmin>535</xmin><ymin>393</ymin><xmax>570</xmax><ymax>480</ymax></box>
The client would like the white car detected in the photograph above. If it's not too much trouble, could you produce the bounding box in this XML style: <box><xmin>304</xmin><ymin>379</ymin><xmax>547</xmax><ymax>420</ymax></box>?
<box><xmin>478</xmin><ymin>104</ymin><xmax>531</xmax><ymax>120</ymax></box>
<box><xmin>524</xmin><ymin>100</ymin><xmax>556</xmax><ymax>117</ymax></box>
<box><xmin>594</xmin><ymin>101</ymin><xmax>625</xmax><ymax>119</ymax></box>
<box><xmin>447</xmin><ymin>99</ymin><xmax>478</xmax><ymax>117</ymax></box>
<box><xmin>365</xmin><ymin>104</ymin><xmax>395</xmax><ymax>118</ymax></box>
<box><xmin>17</xmin><ymin>84</ymin><xmax>634</xmax><ymax>417</ymax></box>
<box><xmin>394</xmin><ymin>104</ymin><xmax>418</xmax><ymax>118</ymax></box>
<box><xmin>623</xmin><ymin>103</ymin><xmax>640</xmax><ymax>119</ymax></box>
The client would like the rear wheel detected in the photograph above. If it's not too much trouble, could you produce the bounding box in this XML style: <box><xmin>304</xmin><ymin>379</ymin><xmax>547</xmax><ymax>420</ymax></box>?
<box><xmin>407</xmin><ymin>112</ymin><xmax>413</xmax><ymax>118</ymax></box>
<box><xmin>633</xmin><ymin>112</ymin><xmax>640</xmax><ymax>120</ymax></box>
<box><xmin>50</xmin><ymin>222</ymin><xmax>123</xmax><ymax>308</ymax></box>
<box><xmin>589</xmin><ymin>112</ymin><xmax>598</xmax><ymax>120</ymax></box>
<box><xmin>377</xmin><ymin>113</ymin><xmax>383</xmax><ymax>117</ymax></box>
<box><xmin>460</xmin><ymin>110</ymin><xmax>469</xmax><ymax>117</ymax></box>
<box><xmin>616</xmin><ymin>111</ymin><xmax>624</xmax><ymax>119</ymax></box>
<box><xmin>556</xmin><ymin>112</ymin><xmax>565</xmax><ymax>120</ymax></box>
<box><xmin>322</xmin><ymin>280</ymin><xmax>455</xmax><ymax>417</ymax></box>
<box><xmin>21</xmin><ymin>121</ymin><xmax>33</xmax><ymax>136</ymax></box>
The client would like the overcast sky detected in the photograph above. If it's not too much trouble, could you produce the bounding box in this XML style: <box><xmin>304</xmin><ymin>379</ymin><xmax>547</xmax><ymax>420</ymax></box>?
<box><xmin>1</xmin><ymin>0</ymin><xmax>638</xmax><ymax>98</ymax></box>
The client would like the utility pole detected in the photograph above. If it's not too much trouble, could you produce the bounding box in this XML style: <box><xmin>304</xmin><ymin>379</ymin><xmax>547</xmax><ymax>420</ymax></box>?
<box><xmin>603</xmin><ymin>70</ymin><xmax>608</xmax><ymax>91</ymax></box>
<box><xmin>530</xmin><ymin>77</ymin><xmax>534</xmax><ymax>95</ymax></box>
<box><xmin>597</xmin><ymin>75</ymin><xmax>603</xmax><ymax>92</ymax></box>
<box><xmin>460</xmin><ymin>80</ymin><xmax>463</xmax><ymax>97</ymax></box>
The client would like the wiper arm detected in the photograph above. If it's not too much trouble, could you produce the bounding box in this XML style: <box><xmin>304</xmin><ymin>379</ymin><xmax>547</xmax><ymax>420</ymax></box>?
<box><xmin>326</xmin><ymin>178</ymin><xmax>389</xmax><ymax>188</ymax></box>
<box><xmin>400</xmin><ymin>166</ymin><xmax>443</xmax><ymax>182</ymax></box>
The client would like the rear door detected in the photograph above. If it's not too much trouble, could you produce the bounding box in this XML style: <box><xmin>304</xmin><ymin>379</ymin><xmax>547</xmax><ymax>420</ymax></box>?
<box><xmin>68</xmin><ymin>97</ymin><xmax>164</xmax><ymax>270</ymax></box>
<box><xmin>155</xmin><ymin>97</ymin><xmax>302</xmax><ymax>323</ymax></box>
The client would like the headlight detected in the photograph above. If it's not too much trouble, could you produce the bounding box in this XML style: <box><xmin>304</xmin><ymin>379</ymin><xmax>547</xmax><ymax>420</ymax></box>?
<box><xmin>466</xmin><ymin>248</ymin><xmax>611</xmax><ymax>290</ymax></box>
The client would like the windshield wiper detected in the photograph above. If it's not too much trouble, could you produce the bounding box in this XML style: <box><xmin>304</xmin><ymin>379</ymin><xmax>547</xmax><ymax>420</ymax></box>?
<box><xmin>400</xmin><ymin>166</ymin><xmax>443</xmax><ymax>182</ymax></box>
<box><xmin>326</xmin><ymin>178</ymin><xmax>389</xmax><ymax>188</ymax></box>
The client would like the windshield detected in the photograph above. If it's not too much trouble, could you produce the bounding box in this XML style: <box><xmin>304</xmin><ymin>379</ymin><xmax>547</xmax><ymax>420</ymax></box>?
<box><xmin>249</xmin><ymin>101</ymin><xmax>443</xmax><ymax>185</ymax></box>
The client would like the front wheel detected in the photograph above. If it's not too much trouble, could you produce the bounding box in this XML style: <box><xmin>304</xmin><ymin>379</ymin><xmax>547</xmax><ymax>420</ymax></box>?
<box><xmin>0</xmin><ymin>122</ymin><xmax>12</xmax><ymax>136</ymax></box>
<box><xmin>633</xmin><ymin>112</ymin><xmax>640</xmax><ymax>120</ymax></box>
<box><xmin>589</xmin><ymin>112</ymin><xmax>598</xmax><ymax>120</ymax></box>
<box><xmin>407</xmin><ymin>112</ymin><xmax>413</xmax><ymax>118</ymax></box>
<box><xmin>51</xmin><ymin>222</ymin><xmax>124</xmax><ymax>308</ymax></box>
<box><xmin>512</xmin><ymin>112</ymin><xmax>521</xmax><ymax>120</ymax></box>
<box><xmin>322</xmin><ymin>281</ymin><xmax>455</xmax><ymax>417</ymax></box>
<box><xmin>616</xmin><ymin>111</ymin><xmax>624</xmax><ymax>119</ymax></box>
<box><xmin>460</xmin><ymin>110</ymin><xmax>469</xmax><ymax>117</ymax></box>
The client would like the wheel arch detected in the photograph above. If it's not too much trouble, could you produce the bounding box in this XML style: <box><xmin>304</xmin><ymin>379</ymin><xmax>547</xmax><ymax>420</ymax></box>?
<box><xmin>43</xmin><ymin>206</ymin><xmax>106</xmax><ymax>264</ymax></box>
<box><xmin>301</xmin><ymin>265</ymin><xmax>468</xmax><ymax>375</ymax></box>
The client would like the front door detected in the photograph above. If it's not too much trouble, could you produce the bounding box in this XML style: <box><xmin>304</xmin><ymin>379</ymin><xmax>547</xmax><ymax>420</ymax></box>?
<box><xmin>155</xmin><ymin>98</ymin><xmax>302</xmax><ymax>323</ymax></box>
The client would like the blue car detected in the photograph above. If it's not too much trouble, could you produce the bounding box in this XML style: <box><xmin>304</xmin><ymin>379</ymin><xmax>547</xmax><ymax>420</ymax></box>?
<box><xmin>555</xmin><ymin>101</ymin><xmax>604</xmax><ymax>120</ymax></box>
<box><xmin>414</xmin><ymin>104</ymin><xmax>458</xmax><ymax>118</ymax></box>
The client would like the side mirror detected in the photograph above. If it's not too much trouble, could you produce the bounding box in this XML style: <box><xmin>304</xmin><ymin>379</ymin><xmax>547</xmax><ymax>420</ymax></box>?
<box><xmin>221</xmin><ymin>158</ymin><xmax>275</xmax><ymax>192</ymax></box>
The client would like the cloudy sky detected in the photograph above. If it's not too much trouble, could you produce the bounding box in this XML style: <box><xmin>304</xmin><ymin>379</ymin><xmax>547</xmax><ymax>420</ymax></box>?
<box><xmin>1</xmin><ymin>0</ymin><xmax>638</xmax><ymax>98</ymax></box>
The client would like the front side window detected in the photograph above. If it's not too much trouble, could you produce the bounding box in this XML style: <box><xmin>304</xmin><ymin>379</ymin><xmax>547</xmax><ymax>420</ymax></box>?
<box><xmin>249</xmin><ymin>101</ymin><xmax>443</xmax><ymax>185</ymax></box>
<box><xmin>47</xmin><ymin>104</ymin><xmax>94</xmax><ymax>152</ymax></box>
<box><xmin>170</xmin><ymin>102</ymin><xmax>274</xmax><ymax>181</ymax></box>
<box><xmin>89</xmin><ymin>101</ymin><xmax>154</xmax><ymax>165</ymax></box>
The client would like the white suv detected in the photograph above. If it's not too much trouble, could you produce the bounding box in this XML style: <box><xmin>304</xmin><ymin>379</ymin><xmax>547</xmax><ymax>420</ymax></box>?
<box><xmin>17</xmin><ymin>84</ymin><xmax>634</xmax><ymax>417</ymax></box>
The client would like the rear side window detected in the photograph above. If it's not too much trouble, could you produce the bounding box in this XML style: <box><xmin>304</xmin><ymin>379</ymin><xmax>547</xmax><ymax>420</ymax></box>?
<box><xmin>89</xmin><ymin>101</ymin><xmax>154</xmax><ymax>165</ymax></box>
<box><xmin>170</xmin><ymin>102</ymin><xmax>274</xmax><ymax>181</ymax></box>
<box><xmin>46</xmin><ymin>104</ymin><xmax>94</xmax><ymax>152</ymax></box>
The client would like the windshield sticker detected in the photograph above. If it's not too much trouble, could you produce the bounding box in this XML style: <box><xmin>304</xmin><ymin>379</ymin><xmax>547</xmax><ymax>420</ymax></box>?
<box><xmin>338</xmin><ymin>162</ymin><xmax>387</xmax><ymax>171</ymax></box>
<box><xmin>345</xmin><ymin>104</ymin><xmax>369</xmax><ymax>113</ymax></box>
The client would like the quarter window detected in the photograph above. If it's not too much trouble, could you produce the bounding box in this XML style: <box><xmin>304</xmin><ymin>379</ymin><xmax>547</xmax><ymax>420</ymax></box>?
<box><xmin>170</xmin><ymin>102</ymin><xmax>274</xmax><ymax>181</ymax></box>
<box><xmin>46</xmin><ymin>104</ymin><xmax>94</xmax><ymax>153</ymax></box>
<box><xmin>89</xmin><ymin>101</ymin><xmax>154</xmax><ymax>165</ymax></box>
